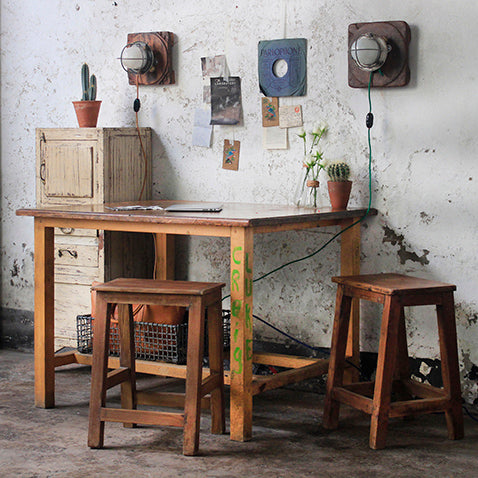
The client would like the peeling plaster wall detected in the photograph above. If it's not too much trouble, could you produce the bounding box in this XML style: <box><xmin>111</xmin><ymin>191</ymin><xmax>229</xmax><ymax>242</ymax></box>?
<box><xmin>1</xmin><ymin>1</ymin><xmax>478</xmax><ymax>400</ymax></box>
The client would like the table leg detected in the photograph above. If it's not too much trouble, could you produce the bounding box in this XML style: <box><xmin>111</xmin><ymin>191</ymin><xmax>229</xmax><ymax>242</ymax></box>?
<box><xmin>340</xmin><ymin>219</ymin><xmax>361</xmax><ymax>382</ymax></box>
<box><xmin>229</xmin><ymin>227</ymin><xmax>253</xmax><ymax>441</ymax></box>
<box><xmin>154</xmin><ymin>233</ymin><xmax>175</xmax><ymax>279</ymax></box>
<box><xmin>34</xmin><ymin>219</ymin><xmax>55</xmax><ymax>407</ymax></box>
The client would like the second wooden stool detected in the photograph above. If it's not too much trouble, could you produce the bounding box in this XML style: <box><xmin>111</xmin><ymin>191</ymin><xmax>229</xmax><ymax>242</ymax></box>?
<box><xmin>87</xmin><ymin>278</ymin><xmax>226</xmax><ymax>456</ymax></box>
<box><xmin>323</xmin><ymin>273</ymin><xmax>464</xmax><ymax>449</ymax></box>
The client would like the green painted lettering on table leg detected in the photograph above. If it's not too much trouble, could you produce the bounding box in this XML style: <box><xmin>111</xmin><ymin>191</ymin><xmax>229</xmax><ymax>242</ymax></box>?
<box><xmin>231</xmin><ymin>269</ymin><xmax>240</xmax><ymax>292</ymax></box>
<box><xmin>245</xmin><ymin>339</ymin><xmax>253</xmax><ymax>361</ymax></box>
<box><xmin>245</xmin><ymin>252</ymin><xmax>252</xmax><ymax>273</ymax></box>
<box><xmin>232</xmin><ymin>246</ymin><xmax>242</xmax><ymax>265</ymax></box>
<box><xmin>232</xmin><ymin>346</ymin><xmax>243</xmax><ymax>375</ymax></box>
<box><xmin>231</xmin><ymin>299</ymin><xmax>242</xmax><ymax>318</ymax></box>
<box><xmin>245</xmin><ymin>278</ymin><xmax>252</xmax><ymax>297</ymax></box>
<box><xmin>245</xmin><ymin>303</ymin><xmax>252</xmax><ymax>330</ymax></box>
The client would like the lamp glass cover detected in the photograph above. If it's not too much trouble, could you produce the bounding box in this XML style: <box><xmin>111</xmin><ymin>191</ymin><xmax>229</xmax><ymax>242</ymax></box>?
<box><xmin>350</xmin><ymin>34</ymin><xmax>389</xmax><ymax>71</ymax></box>
<box><xmin>121</xmin><ymin>43</ymin><xmax>149</xmax><ymax>73</ymax></box>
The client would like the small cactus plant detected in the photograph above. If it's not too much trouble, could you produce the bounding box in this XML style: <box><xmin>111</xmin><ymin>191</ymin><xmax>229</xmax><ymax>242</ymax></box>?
<box><xmin>81</xmin><ymin>63</ymin><xmax>97</xmax><ymax>101</ymax></box>
<box><xmin>327</xmin><ymin>162</ymin><xmax>350</xmax><ymax>182</ymax></box>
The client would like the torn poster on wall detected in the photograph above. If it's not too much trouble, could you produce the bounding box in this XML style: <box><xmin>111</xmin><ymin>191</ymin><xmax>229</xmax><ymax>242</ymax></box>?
<box><xmin>210</xmin><ymin>77</ymin><xmax>242</xmax><ymax>125</ymax></box>
<box><xmin>258</xmin><ymin>38</ymin><xmax>307</xmax><ymax>97</ymax></box>
<box><xmin>201</xmin><ymin>55</ymin><xmax>229</xmax><ymax>104</ymax></box>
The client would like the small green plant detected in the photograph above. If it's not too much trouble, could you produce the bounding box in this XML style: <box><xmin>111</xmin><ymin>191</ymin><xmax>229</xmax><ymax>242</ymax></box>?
<box><xmin>327</xmin><ymin>162</ymin><xmax>351</xmax><ymax>182</ymax></box>
<box><xmin>81</xmin><ymin>63</ymin><xmax>97</xmax><ymax>101</ymax></box>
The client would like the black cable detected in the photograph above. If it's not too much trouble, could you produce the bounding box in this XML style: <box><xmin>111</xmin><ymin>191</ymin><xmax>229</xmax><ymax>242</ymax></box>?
<box><xmin>251</xmin><ymin>311</ymin><xmax>363</xmax><ymax>376</ymax></box>
<box><xmin>463</xmin><ymin>404</ymin><xmax>478</xmax><ymax>423</ymax></box>
<box><xmin>223</xmin><ymin>70</ymin><xmax>375</xmax><ymax>302</ymax></box>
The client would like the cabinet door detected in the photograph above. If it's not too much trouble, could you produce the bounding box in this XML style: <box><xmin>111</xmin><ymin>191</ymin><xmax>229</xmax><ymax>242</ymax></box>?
<box><xmin>45</xmin><ymin>144</ymin><xmax>93</xmax><ymax>198</ymax></box>
<box><xmin>38</xmin><ymin>139</ymin><xmax>99</xmax><ymax>206</ymax></box>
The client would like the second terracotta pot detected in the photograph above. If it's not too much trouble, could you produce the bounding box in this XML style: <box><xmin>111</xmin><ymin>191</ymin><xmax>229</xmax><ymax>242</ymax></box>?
<box><xmin>327</xmin><ymin>180</ymin><xmax>352</xmax><ymax>210</ymax></box>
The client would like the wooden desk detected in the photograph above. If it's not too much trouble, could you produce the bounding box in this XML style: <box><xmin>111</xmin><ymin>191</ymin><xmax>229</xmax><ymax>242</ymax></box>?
<box><xmin>17</xmin><ymin>201</ymin><xmax>376</xmax><ymax>442</ymax></box>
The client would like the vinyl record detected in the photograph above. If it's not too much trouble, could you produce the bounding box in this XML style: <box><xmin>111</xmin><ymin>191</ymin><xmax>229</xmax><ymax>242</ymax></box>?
<box><xmin>258</xmin><ymin>38</ymin><xmax>307</xmax><ymax>97</ymax></box>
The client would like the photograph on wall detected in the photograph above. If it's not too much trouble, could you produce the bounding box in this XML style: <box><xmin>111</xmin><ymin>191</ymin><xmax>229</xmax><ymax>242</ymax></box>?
<box><xmin>210</xmin><ymin>77</ymin><xmax>242</xmax><ymax>125</ymax></box>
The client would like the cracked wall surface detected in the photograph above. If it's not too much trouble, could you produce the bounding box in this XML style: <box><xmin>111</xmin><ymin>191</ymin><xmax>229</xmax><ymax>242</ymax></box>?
<box><xmin>1</xmin><ymin>0</ymin><xmax>478</xmax><ymax>401</ymax></box>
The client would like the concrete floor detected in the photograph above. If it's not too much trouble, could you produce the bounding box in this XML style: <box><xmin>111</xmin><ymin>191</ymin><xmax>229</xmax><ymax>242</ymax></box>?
<box><xmin>1</xmin><ymin>349</ymin><xmax>478</xmax><ymax>478</ymax></box>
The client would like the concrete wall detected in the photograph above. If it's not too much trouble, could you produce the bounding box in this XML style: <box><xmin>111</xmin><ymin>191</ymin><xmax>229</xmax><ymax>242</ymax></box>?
<box><xmin>1</xmin><ymin>1</ymin><xmax>477</xmax><ymax>401</ymax></box>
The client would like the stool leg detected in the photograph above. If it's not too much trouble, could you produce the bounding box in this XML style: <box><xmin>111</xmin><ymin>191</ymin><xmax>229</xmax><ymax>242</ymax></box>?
<box><xmin>369</xmin><ymin>296</ymin><xmax>400</xmax><ymax>450</ymax></box>
<box><xmin>207</xmin><ymin>299</ymin><xmax>226</xmax><ymax>435</ymax></box>
<box><xmin>88</xmin><ymin>296</ymin><xmax>111</xmax><ymax>448</ymax></box>
<box><xmin>118</xmin><ymin>303</ymin><xmax>137</xmax><ymax>428</ymax></box>
<box><xmin>436</xmin><ymin>292</ymin><xmax>464</xmax><ymax>440</ymax></box>
<box><xmin>323</xmin><ymin>285</ymin><xmax>352</xmax><ymax>430</ymax></box>
<box><xmin>183</xmin><ymin>299</ymin><xmax>206</xmax><ymax>456</ymax></box>
<box><xmin>393</xmin><ymin>308</ymin><xmax>413</xmax><ymax>402</ymax></box>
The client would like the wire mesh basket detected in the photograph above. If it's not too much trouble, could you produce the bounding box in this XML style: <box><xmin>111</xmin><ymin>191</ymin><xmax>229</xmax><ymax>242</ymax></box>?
<box><xmin>77</xmin><ymin>310</ymin><xmax>231</xmax><ymax>365</ymax></box>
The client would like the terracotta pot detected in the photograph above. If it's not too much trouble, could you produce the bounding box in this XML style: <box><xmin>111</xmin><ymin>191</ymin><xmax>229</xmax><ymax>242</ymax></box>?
<box><xmin>72</xmin><ymin>100</ymin><xmax>101</xmax><ymax>127</ymax></box>
<box><xmin>327</xmin><ymin>180</ymin><xmax>352</xmax><ymax>210</ymax></box>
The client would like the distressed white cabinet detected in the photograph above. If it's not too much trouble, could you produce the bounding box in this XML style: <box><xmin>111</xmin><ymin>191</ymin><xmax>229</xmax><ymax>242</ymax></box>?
<box><xmin>36</xmin><ymin>128</ymin><xmax>154</xmax><ymax>348</ymax></box>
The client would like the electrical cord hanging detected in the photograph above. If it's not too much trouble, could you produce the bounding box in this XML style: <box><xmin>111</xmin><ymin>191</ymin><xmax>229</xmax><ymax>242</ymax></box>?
<box><xmin>220</xmin><ymin>71</ymin><xmax>376</xmax><ymax>380</ymax></box>
<box><xmin>223</xmin><ymin>71</ymin><xmax>375</xmax><ymax>302</ymax></box>
<box><xmin>135</xmin><ymin>76</ymin><xmax>148</xmax><ymax>201</ymax></box>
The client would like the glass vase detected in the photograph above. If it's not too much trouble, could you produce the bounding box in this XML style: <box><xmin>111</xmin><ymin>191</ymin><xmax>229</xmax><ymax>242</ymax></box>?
<box><xmin>294</xmin><ymin>173</ymin><xmax>320</xmax><ymax>208</ymax></box>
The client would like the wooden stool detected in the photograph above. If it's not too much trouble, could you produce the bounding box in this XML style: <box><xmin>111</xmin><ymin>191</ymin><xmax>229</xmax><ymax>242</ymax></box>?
<box><xmin>87</xmin><ymin>278</ymin><xmax>226</xmax><ymax>456</ymax></box>
<box><xmin>323</xmin><ymin>273</ymin><xmax>464</xmax><ymax>449</ymax></box>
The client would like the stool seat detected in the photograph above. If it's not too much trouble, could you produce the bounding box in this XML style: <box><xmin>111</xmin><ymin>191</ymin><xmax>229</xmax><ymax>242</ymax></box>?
<box><xmin>93</xmin><ymin>278</ymin><xmax>226</xmax><ymax>297</ymax></box>
<box><xmin>323</xmin><ymin>273</ymin><xmax>464</xmax><ymax>449</ymax></box>
<box><xmin>332</xmin><ymin>273</ymin><xmax>456</xmax><ymax>298</ymax></box>
<box><xmin>88</xmin><ymin>278</ymin><xmax>226</xmax><ymax>456</ymax></box>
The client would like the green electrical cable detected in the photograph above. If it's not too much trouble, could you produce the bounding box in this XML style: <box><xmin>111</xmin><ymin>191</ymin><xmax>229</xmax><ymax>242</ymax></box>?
<box><xmin>223</xmin><ymin>71</ymin><xmax>375</xmax><ymax>301</ymax></box>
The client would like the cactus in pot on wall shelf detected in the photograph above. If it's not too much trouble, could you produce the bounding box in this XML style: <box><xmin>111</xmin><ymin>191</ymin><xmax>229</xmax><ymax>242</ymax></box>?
<box><xmin>326</xmin><ymin>161</ymin><xmax>352</xmax><ymax>210</ymax></box>
<box><xmin>327</xmin><ymin>162</ymin><xmax>350</xmax><ymax>182</ymax></box>
<box><xmin>73</xmin><ymin>63</ymin><xmax>101</xmax><ymax>127</ymax></box>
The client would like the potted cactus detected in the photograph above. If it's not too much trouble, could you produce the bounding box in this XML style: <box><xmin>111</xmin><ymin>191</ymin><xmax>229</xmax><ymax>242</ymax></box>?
<box><xmin>72</xmin><ymin>63</ymin><xmax>101</xmax><ymax>127</ymax></box>
<box><xmin>326</xmin><ymin>161</ymin><xmax>352</xmax><ymax>210</ymax></box>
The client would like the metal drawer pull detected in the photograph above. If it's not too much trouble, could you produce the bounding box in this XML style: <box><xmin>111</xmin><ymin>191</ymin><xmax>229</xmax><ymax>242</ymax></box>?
<box><xmin>60</xmin><ymin>228</ymin><xmax>74</xmax><ymax>234</ymax></box>
<box><xmin>58</xmin><ymin>249</ymin><xmax>78</xmax><ymax>259</ymax></box>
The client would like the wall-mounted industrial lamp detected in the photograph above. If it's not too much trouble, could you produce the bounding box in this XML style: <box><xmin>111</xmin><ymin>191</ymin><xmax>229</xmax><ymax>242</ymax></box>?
<box><xmin>348</xmin><ymin>21</ymin><xmax>411</xmax><ymax>88</ymax></box>
<box><xmin>119</xmin><ymin>31</ymin><xmax>175</xmax><ymax>86</ymax></box>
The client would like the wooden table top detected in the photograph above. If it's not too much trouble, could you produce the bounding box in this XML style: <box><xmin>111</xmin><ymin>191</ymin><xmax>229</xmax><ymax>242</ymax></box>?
<box><xmin>17</xmin><ymin>201</ymin><xmax>377</xmax><ymax>228</ymax></box>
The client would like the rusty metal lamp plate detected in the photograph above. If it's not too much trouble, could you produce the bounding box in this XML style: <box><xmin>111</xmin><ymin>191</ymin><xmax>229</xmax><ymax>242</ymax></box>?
<box><xmin>126</xmin><ymin>31</ymin><xmax>175</xmax><ymax>86</ymax></box>
<box><xmin>348</xmin><ymin>21</ymin><xmax>411</xmax><ymax>88</ymax></box>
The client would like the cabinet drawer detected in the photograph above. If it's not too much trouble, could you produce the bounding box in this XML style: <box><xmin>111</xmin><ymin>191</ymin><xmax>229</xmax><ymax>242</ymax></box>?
<box><xmin>55</xmin><ymin>227</ymin><xmax>98</xmax><ymax>238</ymax></box>
<box><xmin>55</xmin><ymin>264</ymin><xmax>102</xmax><ymax>285</ymax></box>
<box><xmin>54</xmin><ymin>243</ymin><xmax>99</xmax><ymax>267</ymax></box>
<box><xmin>54</xmin><ymin>282</ymin><xmax>93</xmax><ymax>348</ymax></box>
